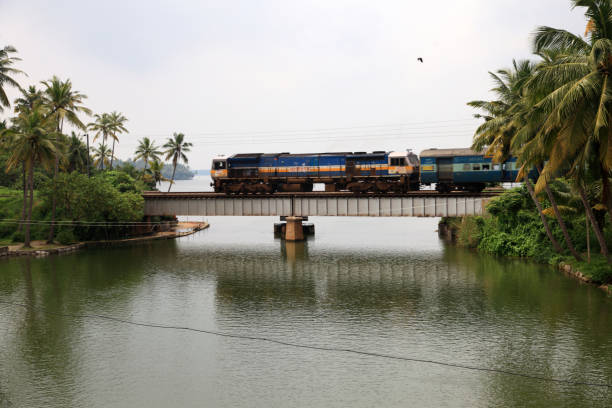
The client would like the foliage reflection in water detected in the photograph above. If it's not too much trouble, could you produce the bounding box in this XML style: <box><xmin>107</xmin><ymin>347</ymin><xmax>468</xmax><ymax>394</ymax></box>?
<box><xmin>0</xmin><ymin>217</ymin><xmax>610</xmax><ymax>408</ymax></box>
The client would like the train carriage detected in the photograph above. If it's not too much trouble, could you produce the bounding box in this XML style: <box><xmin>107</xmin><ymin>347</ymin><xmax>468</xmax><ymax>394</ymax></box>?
<box><xmin>419</xmin><ymin>148</ymin><xmax>531</xmax><ymax>193</ymax></box>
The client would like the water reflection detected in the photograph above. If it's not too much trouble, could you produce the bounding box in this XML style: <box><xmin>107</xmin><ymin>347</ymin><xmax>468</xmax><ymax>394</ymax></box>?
<box><xmin>0</xmin><ymin>237</ymin><xmax>610</xmax><ymax>407</ymax></box>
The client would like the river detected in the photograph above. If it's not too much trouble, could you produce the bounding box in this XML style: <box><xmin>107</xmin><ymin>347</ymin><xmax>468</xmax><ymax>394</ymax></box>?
<box><xmin>0</xmin><ymin>177</ymin><xmax>610</xmax><ymax>407</ymax></box>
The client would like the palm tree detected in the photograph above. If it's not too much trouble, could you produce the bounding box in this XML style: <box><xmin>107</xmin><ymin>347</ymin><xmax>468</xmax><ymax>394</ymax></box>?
<box><xmin>41</xmin><ymin>76</ymin><xmax>91</xmax><ymax>243</ymax></box>
<box><xmin>468</xmin><ymin>60</ymin><xmax>566</xmax><ymax>255</ymax></box>
<box><xmin>529</xmin><ymin>0</ymin><xmax>612</xmax><ymax>213</ymax></box>
<box><xmin>13</xmin><ymin>86</ymin><xmax>45</xmax><ymax>229</ymax></box>
<box><xmin>107</xmin><ymin>111</ymin><xmax>128</xmax><ymax>170</ymax></box>
<box><xmin>3</xmin><ymin>105</ymin><xmax>58</xmax><ymax>248</ymax></box>
<box><xmin>524</xmin><ymin>0</ymin><xmax>612</xmax><ymax>259</ymax></box>
<box><xmin>134</xmin><ymin>137</ymin><xmax>161</xmax><ymax>174</ymax></box>
<box><xmin>14</xmin><ymin>86</ymin><xmax>43</xmax><ymax>114</ymax></box>
<box><xmin>88</xmin><ymin>113</ymin><xmax>112</xmax><ymax>145</ymax></box>
<box><xmin>92</xmin><ymin>143</ymin><xmax>113</xmax><ymax>170</ymax></box>
<box><xmin>163</xmin><ymin>132</ymin><xmax>192</xmax><ymax>192</ymax></box>
<box><xmin>145</xmin><ymin>159</ymin><xmax>171</xmax><ymax>188</ymax></box>
<box><xmin>0</xmin><ymin>45</ymin><xmax>25</xmax><ymax>112</ymax></box>
<box><xmin>66</xmin><ymin>132</ymin><xmax>89</xmax><ymax>173</ymax></box>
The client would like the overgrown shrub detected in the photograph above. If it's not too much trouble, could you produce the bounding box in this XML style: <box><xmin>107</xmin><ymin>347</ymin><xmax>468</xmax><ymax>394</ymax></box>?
<box><xmin>40</xmin><ymin>172</ymin><xmax>145</xmax><ymax>241</ymax></box>
<box><xmin>11</xmin><ymin>231</ymin><xmax>24</xmax><ymax>243</ymax></box>
<box><xmin>457</xmin><ymin>216</ymin><xmax>482</xmax><ymax>248</ymax></box>
<box><xmin>57</xmin><ymin>229</ymin><xmax>77</xmax><ymax>245</ymax></box>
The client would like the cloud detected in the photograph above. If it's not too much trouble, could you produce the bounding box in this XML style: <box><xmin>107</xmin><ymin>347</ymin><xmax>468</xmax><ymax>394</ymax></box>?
<box><xmin>0</xmin><ymin>0</ymin><xmax>587</xmax><ymax>169</ymax></box>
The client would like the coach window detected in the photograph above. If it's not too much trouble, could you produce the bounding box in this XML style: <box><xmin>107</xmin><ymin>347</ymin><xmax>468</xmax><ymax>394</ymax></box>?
<box><xmin>493</xmin><ymin>164</ymin><xmax>500</xmax><ymax>171</ymax></box>
<box><xmin>473</xmin><ymin>164</ymin><xmax>481</xmax><ymax>171</ymax></box>
<box><xmin>463</xmin><ymin>164</ymin><xmax>470</xmax><ymax>171</ymax></box>
<box><xmin>482</xmin><ymin>164</ymin><xmax>490</xmax><ymax>171</ymax></box>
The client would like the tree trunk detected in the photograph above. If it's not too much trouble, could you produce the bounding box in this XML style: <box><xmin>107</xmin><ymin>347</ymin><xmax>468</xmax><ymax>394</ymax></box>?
<box><xmin>578</xmin><ymin>185</ymin><xmax>610</xmax><ymax>261</ymax></box>
<box><xmin>86</xmin><ymin>133</ymin><xmax>90</xmax><ymax>177</ymax></box>
<box><xmin>525</xmin><ymin>177</ymin><xmax>563</xmax><ymax>253</ymax></box>
<box><xmin>47</xmin><ymin>154</ymin><xmax>58</xmax><ymax>243</ymax></box>
<box><xmin>110</xmin><ymin>138</ymin><xmax>115</xmax><ymax>170</ymax></box>
<box><xmin>168</xmin><ymin>163</ymin><xmax>177</xmax><ymax>192</ymax></box>
<box><xmin>18</xmin><ymin>164</ymin><xmax>27</xmax><ymax>232</ymax></box>
<box><xmin>23</xmin><ymin>165</ymin><xmax>34</xmax><ymax>248</ymax></box>
<box><xmin>543</xmin><ymin>182</ymin><xmax>582</xmax><ymax>261</ymax></box>
<box><xmin>586</xmin><ymin>216</ymin><xmax>591</xmax><ymax>263</ymax></box>
<box><xmin>600</xmin><ymin>163</ymin><xmax>612</xmax><ymax>222</ymax></box>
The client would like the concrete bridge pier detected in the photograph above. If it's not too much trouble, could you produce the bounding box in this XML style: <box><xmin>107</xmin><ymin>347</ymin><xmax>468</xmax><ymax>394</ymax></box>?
<box><xmin>285</xmin><ymin>217</ymin><xmax>305</xmax><ymax>241</ymax></box>
<box><xmin>274</xmin><ymin>217</ymin><xmax>315</xmax><ymax>241</ymax></box>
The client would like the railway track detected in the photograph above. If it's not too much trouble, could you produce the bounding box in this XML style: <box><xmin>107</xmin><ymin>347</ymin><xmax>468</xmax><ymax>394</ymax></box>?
<box><xmin>142</xmin><ymin>189</ymin><xmax>504</xmax><ymax>199</ymax></box>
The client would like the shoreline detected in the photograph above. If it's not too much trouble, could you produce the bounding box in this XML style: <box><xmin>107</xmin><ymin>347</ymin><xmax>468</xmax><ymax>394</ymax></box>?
<box><xmin>438</xmin><ymin>220</ymin><xmax>611</xmax><ymax>296</ymax></box>
<box><xmin>0</xmin><ymin>222</ymin><xmax>209</xmax><ymax>259</ymax></box>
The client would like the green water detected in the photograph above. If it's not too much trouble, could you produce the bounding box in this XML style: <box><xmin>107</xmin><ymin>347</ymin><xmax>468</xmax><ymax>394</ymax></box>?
<box><xmin>0</xmin><ymin>216</ymin><xmax>610</xmax><ymax>407</ymax></box>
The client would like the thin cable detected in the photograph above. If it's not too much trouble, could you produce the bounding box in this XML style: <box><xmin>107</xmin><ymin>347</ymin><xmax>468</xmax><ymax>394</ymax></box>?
<box><xmin>119</xmin><ymin>131</ymin><xmax>475</xmax><ymax>146</ymax></box>
<box><xmin>0</xmin><ymin>300</ymin><xmax>609</xmax><ymax>389</ymax></box>
<box><xmin>127</xmin><ymin>119</ymin><xmax>477</xmax><ymax>138</ymax></box>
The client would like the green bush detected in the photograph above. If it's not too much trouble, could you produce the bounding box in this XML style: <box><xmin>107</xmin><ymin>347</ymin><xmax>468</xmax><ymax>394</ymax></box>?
<box><xmin>11</xmin><ymin>230</ymin><xmax>24</xmax><ymax>243</ymax></box>
<box><xmin>570</xmin><ymin>256</ymin><xmax>612</xmax><ymax>284</ymax></box>
<box><xmin>40</xmin><ymin>172</ymin><xmax>145</xmax><ymax>241</ymax></box>
<box><xmin>57</xmin><ymin>229</ymin><xmax>77</xmax><ymax>245</ymax></box>
<box><xmin>450</xmin><ymin>183</ymin><xmax>612</xmax><ymax>284</ymax></box>
<box><xmin>457</xmin><ymin>216</ymin><xmax>482</xmax><ymax>248</ymax></box>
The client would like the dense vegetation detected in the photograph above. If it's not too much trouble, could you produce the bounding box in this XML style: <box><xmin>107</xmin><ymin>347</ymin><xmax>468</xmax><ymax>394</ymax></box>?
<box><xmin>0</xmin><ymin>45</ymin><xmax>192</xmax><ymax>247</ymax></box>
<box><xmin>467</xmin><ymin>0</ymin><xmax>612</xmax><ymax>274</ymax></box>
<box><xmin>442</xmin><ymin>184</ymin><xmax>612</xmax><ymax>283</ymax></box>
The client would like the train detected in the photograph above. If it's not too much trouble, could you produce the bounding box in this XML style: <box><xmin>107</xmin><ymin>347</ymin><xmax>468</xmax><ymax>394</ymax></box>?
<box><xmin>210</xmin><ymin>148</ymin><xmax>524</xmax><ymax>194</ymax></box>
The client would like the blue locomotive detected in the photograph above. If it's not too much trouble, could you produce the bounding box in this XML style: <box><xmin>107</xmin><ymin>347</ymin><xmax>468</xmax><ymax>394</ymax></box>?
<box><xmin>211</xmin><ymin>150</ymin><xmax>420</xmax><ymax>193</ymax></box>
<box><xmin>210</xmin><ymin>148</ymin><xmax>524</xmax><ymax>194</ymax></box>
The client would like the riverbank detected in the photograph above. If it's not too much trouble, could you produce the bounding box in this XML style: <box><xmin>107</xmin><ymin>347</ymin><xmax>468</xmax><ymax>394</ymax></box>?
<box><xmin>439</xmin><ymin>217</ymin><xmax>612</xmax><ymax>295</ymax></box>
<box><xmin>0</xmin><ymin>222</ymin><xmax>209</xmax><ymax>258</ymax></box>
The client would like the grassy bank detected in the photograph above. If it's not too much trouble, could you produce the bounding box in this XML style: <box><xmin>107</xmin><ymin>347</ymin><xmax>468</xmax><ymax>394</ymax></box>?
<box><xmin>441</xmin><ymin>185</ymin><xmax>612</xmax><ymax>285</ymax></box>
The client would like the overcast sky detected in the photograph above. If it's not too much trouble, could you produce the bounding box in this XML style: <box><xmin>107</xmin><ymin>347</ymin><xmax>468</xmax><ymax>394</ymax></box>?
<box><xmin>1</xmin><ymin>0</ymin><xmax>586</xmax><ymax>169</ymax></box>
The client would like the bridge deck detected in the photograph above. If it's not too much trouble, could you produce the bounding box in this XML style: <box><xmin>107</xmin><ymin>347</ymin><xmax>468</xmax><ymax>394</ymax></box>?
<box><xmin>143</xmin><ymin>191</ymin><xmax>501</xmax><ymax>217</ymax></box>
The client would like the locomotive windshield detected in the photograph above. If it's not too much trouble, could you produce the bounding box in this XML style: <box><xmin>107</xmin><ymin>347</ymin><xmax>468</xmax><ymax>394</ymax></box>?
<box><xmin>213</xmin><ymin>160</ymin><xmax>226</xmax><ymax>170</ymax></box>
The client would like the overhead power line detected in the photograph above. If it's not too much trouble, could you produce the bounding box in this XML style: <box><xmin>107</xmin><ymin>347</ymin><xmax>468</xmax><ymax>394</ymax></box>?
<box><xmin>126</xmin><ymin>118</ymin><xmax>477</xmax><ymax>138</ymax></box>
<box><xmin>117</xmin><ymin>131</ymin><xmax>475</xmax><ymax>148</ymax></box>
<box><xmin>0</xmin><ymin>300</ymin><xmax>609</xmax><ymax>389</ymax></box>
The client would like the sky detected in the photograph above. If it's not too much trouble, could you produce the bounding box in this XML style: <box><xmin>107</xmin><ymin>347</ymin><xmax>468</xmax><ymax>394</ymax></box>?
<box><xmin>1</xmin><ymin>0</ymin><xmax>587</xmax><ymax>170</ymax></box>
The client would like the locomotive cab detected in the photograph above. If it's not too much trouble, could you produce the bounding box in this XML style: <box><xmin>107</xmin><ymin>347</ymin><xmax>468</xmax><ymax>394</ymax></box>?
<box><xmin>211</xmin><ymin>157</ymin><xmax>228</xmax><ymax>179</ymax></box>
<box><xmin>388</xmin><ymin>151</ymin><xmax>418</xmax><ymax>175</ymax></box>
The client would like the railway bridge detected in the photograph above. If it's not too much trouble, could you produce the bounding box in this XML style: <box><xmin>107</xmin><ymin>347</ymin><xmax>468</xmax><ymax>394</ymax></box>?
<box><xmin>142</xmin><ymin>191</ymin><xmax>501</xmax><ymax>241</ymax></box>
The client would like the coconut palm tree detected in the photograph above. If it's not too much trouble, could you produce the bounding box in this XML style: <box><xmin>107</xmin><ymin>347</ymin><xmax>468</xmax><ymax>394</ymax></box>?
<box><xmin>3</xmin><ymin>105</ymin><xmax>58</xmax><ymax>247</ymax></box>
<box><xmin>107</xmin><ymin>111</ymin><xmax>128</xmax><ymax>170</ymax></box>
<box><xmin>14</xmin><ymin>86</ymin><xmax>43</xmax><ymax>114</ymax></box>
<box><xmin>134</xmin><ymin>137</ymin><xmax>161</xmax><ymax>174</ymax></box>
<box><xmin>66</xmin><ymin>132</ymin><xmax>89</xmax><ymax>173</ymax></box>
<box><xmin>88</xmin><ymin>113</ymin><xmax>112</xmax><ymax>145</ymax></box>
<box><xmin>92</xmin><ymin>143</ymin><xmax>113</xmax><ymax>170</ymax></box>
<box><xmin>529</xmin><ymin>0</ymin><xmax>612</xmax><ymax>221</ymax></box>
<box><xmin>519</xmin><ymin>0</ymin><xmax>612</xmax><ymax>259</ymax></box>
<box><xmin>163</xmin><ymin>132</ymin><xmax>192</xmax><ymax>192</ymax></box>
<box><xmin>468</xmin><ymin>60</ymin><xmax>567</xmax><ymax>255</ymax></box>
<box><xmin>145</xmin><ymin>159</ymin><xmax>171</xmax><ymax>188</ymax></box>
<box><xmin>0</xmin><ymin>45</ymin><xmax>25</xmax><ymax>112</ymax></box>
<box><xmin>13</xmin><ymin>86</ymin><xmax>45</xmax><ymax>229</ymax></box>
<box><xmin>41</xmin><ymin>76</ymin><xmax>91</xmax><ymax>243</ymax></box>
